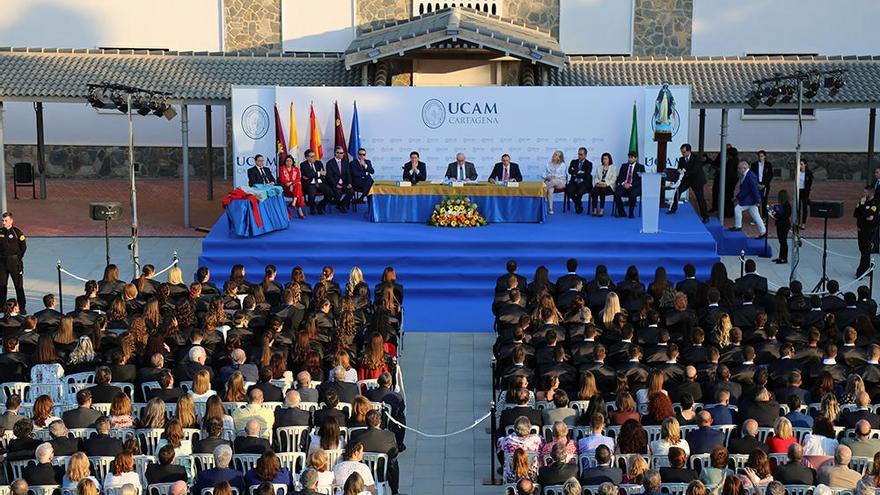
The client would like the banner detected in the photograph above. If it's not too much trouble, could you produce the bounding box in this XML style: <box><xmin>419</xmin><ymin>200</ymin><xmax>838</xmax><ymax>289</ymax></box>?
<box><xmin>232</xmin><ymin>86</ymin><xmax>276</xmax><ymax>185</ymax></box>
<box><xmin>232</xmin><ymin>85</ymin><xmax>691</xmax><ymax>188</ymax></box>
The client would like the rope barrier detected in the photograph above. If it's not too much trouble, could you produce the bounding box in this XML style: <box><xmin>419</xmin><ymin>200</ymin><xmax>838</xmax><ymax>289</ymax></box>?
<box><xmin>799</xmin><ymin>238</ymin><xmax>862</xmax><ymax>260</ymax></box>
<box><xmin>153</xmin><ymin>251</ymin><xmax>180</xmax><ymax>277</ymax></box>
<box><xmin>765</xmin><ymin>261</ymin><xmax>874</xmax><ymax>295</ymax></box>
<box><xmin>58</xmin><ymin>267</ymin><xmax>91</xmax><ymax>282</ymax></box>
<box><xmin>383</xmin><ymin>409</ymin><xmax>490</xmax><ymax>438</ymax></box>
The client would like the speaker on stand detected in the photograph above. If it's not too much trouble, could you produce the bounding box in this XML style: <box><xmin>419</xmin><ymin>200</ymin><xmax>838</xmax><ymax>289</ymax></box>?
<box><xmin>809</xmin><ymin>200</ymin><xmax>844</xmax><ymax>293</ymax></box>
<box><xmin>90</xmin><ymin>202</ymin><xmax>122</xmax><ymax>267</ymax></box>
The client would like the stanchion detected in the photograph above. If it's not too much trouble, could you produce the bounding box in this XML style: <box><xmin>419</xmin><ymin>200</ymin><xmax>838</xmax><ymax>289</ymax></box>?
<box><xmin>870</xmin><ymin>261</ymin><xmax>875</xmax><ymax>297</ymax></box>
<box><xmin>487</xmin><ymin>400</ymin><xmax>498</xmax><ymax>486</ymax></box>
<box><xmin>56</xmin><ymin>260</ymin><xmax>63</xmax><ymax>313</ymax></box>
<box><xmin>739</xmin><ymin>251</ymin><xmax>746</xmax><ymax>278</ymax></box>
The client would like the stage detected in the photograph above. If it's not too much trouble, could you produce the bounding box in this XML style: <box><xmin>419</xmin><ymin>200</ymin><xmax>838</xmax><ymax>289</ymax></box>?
<box><xmin>198</xmin><ymin>202</ymin><xmax>720</xmax><ymax>332</ymax></box>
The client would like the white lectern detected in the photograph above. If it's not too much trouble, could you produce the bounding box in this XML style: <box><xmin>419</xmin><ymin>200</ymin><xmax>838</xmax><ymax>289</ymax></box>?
<box><xmin>640</xmin><ymin>172</ymin><xmax>663</xmax><ymax>234</ymax></box>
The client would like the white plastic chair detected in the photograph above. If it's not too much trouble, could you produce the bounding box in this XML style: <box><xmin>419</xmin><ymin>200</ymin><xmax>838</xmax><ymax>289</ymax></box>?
<box><xmin>133</xmin><ymin>455</ymin><xmax>155</xmax><ymax>487</ymax></box>
<box><xmin>65</xmin><ymin>372</ymin><xmax>96</xmax><ymax>385</ymax></box>
<box><xmin>110</xmin><ymin>382</ymin><xmax>135</xmax><ymax>399</ymax></box>
<box><xmin>92</xmin><ymin>403</ymin><xmax>112</xmax><ymax>415</ymax></box>
<box><xmin>192</xmin><ymin>453</ymin><xmax>216</xmax><ymax>472</ymax></box>
<box><xmin>543</xmin><ymin>485</ymin><xmax>566</xmax><ymax>495</ymax></box>
<box><xmin>137</xmin><ymin>428</ymin><xmax>165</xmax><ymax>456</ymax></box>
<box><xmin>148</xmin><ymin>483</ymin><xmax>176</xmax><ymax>495</ymax></box>
<box><xmin>276</xmin><ymin>425</ymin><xmax>310</xmax><ymax>452</ymax></box>
<box><xmin>850</xmin><ymin>455</ymin><xmax>871</xmax><ymax>474</ymax></box>
<box><xmin>1</xmin><ymin>381</ymin><xmax>31</xmax><ymax>402</ymax></box>
<box><xmin>105</xmin><ymin>487</ymin><xmax>143</xmax><ymax>495</ymax></box>
<box><xmin>140</xmin><ymin>381</ymin><xmax>160</xmax><ymax>399</ymax></box>
<box><xmin>728</xmin><ymin>454</ymin><xmax>750</xmax><ymax>470</ymax></box>
<box><xmin>67</xmin><ymin>428</ymin><xmax>98</xmax><ymax>439</ymax></box>
<box><xmin>357</xmin><ymin>379</ymin><xmax>379</xmax><ymax>393</ymax></box>
<box><xmin>10</xmin><ymin>459</ymin><xmax>36</xmax><ymax>480</ymax></box>
<box><xmin>644</xmin><ymin>425</ymin><xmax>662</xmax><ymax>443</ymax></box>
<box><xmin>89</xmin><ymin>455</ymin><xmax>116</xmax><ymax>480</ymax></box>
<box><xmin>247</xmin><ymin>485</ymin><xmax>287</xmax><ymax>495</ymax></box>
<box><xmin>296</xmin><ymin>402</ymin><xmax>319</xmax><ymax>413</ymax></box>
<box><xmin>361</xmin><ymin>452</ymin><xmax>391</xmax><ymax>495</ymax></box>
<box><xmin>783</xmin><ymin>485</ymin><xmax>814</xmax><ymax>495</ymax></box>
<box><xmin>661</xmin><ymin>483</ymin><xmax>690</xmax><ymax>495</ymax></box>
<box><xmin>614</xmin><ymin>453</ymin><xmax>644</xmax><ymax>472</ymax></box>
<box><xmin>233</xmin><ymin>453</ymin><xmax>262</xmax><ymax>473</ymax></box>
<box><xmin>110</xmin><ymin>428</ymin><xmax>137</xmax><ymax>441</ymax></box>
<box><xmin>756</xmin><ymin>427</ymin><xmax>774</xmax><ymax>443</ymax></box>
<box><xmin>26</xmin><ymin>486</ymin><xmax>60</xmax><ymax>495</ymax></box>
<box><xmin>325</xmin><ymin>448</ymin><xmax>343</xmax><ymax>467</ymax></box>
<box><xmin>276</xmin><ymin>451</ymin><xmax>306</xmax><ymax>474</ymax></box>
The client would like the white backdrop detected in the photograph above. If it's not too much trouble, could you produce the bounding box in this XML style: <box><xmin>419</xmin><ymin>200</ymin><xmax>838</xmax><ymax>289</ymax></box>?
<box><xmin>232</xmin><ymin>86</ymin><xmax>690</xmax><ymax>188</ymax></box>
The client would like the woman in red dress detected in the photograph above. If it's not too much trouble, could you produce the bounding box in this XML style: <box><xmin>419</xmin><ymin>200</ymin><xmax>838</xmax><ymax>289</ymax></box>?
<box><xmin>278</xmin><ymin>155</ymin><xmax>305</xmax><ymax>219</ymax></box>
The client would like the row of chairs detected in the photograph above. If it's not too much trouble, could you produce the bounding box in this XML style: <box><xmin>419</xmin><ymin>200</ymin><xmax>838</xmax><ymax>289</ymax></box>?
<box><xmin>505</xmin><ymin>483</ymin><xmax>856</xmax><ymax>495</ymax></box>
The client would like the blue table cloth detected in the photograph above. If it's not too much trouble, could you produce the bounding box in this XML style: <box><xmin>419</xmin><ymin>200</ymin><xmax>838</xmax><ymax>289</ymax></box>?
<box><xmin>225</xmin><ymin>192</ymin><xmax>289</xmax><ymax>237</ymax></box>
<box><xmin>369</xmin><ymin>193</ymin><xmax>545</xmax><ymax>223</ymax></box>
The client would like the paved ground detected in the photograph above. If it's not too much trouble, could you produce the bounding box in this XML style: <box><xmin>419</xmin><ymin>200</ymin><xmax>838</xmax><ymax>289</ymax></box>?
<box><xmin>2</xmin><ymin>178</ymin><xmax>868</xmax><ymax>238</ymax></box>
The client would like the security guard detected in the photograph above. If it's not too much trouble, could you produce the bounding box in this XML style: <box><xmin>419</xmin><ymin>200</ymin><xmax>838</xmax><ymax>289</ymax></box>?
<box><xmin>0</xmin><ymin>212</ymin><xmax>26</xmax><ymax>312</ymax></box>
<box><xmin>854</xmin><ymin>186</ymin><xmax>878</xmax><ymax>278</ymax></box>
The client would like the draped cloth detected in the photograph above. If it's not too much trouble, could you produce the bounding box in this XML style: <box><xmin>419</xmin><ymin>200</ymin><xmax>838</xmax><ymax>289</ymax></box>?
<box><xmin>223</xmin><ymin>186</ymin><xmax>289</xmax><ymax>237</ymax></box>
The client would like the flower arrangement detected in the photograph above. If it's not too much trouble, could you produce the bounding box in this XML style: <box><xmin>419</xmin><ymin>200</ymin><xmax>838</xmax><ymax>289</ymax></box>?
<box><xmin>429</xmin><ymin>196</ymin><xmax>489</xmax><ymax>227</ymax></box>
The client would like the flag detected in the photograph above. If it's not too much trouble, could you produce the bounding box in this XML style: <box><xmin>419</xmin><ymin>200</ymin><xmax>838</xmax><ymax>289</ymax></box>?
<box><xmin>628</xmin><ymin>101</ymin><xmax>639</xmax><ymax>159</ymax></box>
<box><xmin>348</xmin><ymin>101</ymin><xmax>361</xmax><ymax>160</ymax></box>
<box><xmin>274</xmin><ymin>103</ymin><xmax>288</xmax><ymax>166</ymax></box>
<box><xmin>333</xmin><ymin>101</ymin><xmax>348</xmax><ymax>161</ymax></box>
<box><xmin>309</xmin><ymin>103</ymin><xmax>323</xmax><ymax>160</ymax></box>
<box><xmin>288</xmin><ymin>102</ymin><xmax>300</xmax><ymax>163</ymax></box>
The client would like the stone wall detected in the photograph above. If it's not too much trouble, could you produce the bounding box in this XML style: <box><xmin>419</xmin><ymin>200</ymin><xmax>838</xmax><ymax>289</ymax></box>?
<box><xmin>224</xmin><ymin>0</ymin><xmax>282</xmax><ymax>52</ymax></box>
<box><xmin>504</xmin><ymin>0</ymin><xmax>560</xmax><ymax>38</ymax></box>
<box><xmin>632</xmin><ymin>0</ymin><xmax>692</xmax><ymax>56</ymax></box>
<box><xmin>4</xmin><ymin>145</ymin><xmax>225</xmax><ymax>179</ymax></box>
<box><xmin>357</xmin><ymin>0</ymin><xmax>409</xmax><ymax>33</ymax></box>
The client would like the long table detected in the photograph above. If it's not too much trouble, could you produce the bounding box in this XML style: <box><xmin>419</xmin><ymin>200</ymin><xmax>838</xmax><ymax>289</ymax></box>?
<box><xmin>368</xmin><ymin>180</ymin><xmax>546</xmax><ymax>223</ymax></box>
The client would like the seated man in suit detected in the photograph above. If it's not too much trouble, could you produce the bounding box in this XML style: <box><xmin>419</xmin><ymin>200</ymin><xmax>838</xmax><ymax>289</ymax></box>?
<box><xmin>62</xmin><ymin>389</ymin><xmax>103</xmax><ymax>429</ymax></box>
<box><xmin>349</xmin><ymin>147</ymin><xmax>375</xmax><ymax>197</ymax></box>
<box><xmin>740</xmin><ymin>388</ymin><xmax>779</xmax><ymax>427</ymax></box>
<box><xmin>275</xmin><ymin>390</ymin><xmax>311</xmax><ymax>428</ymax></box>
<box><xmin>318</xmin><ymin>367</ymin><xmax>359</xmax><ymax>405</ymax></box>
<box><xmin>82</xmin><ymin>416</ymin><xmax>124</xmax><ymax>457</ymax></box>
<box><xmin>659</xmin><ymin>447</ymin><xmax>698</xmax><ymax>483</ymax></box>
<box><xmin>703</xmin><ymin>389</ymin><xmax>735</xmax><ymax>425</ymax></box>
<box><xmin>489</xmin><ymin>154</ymin><xmax>523</xmax><ymax>183</ymax></box>
<box><xmin>194</xmin><ymin>416</ymin><xmax>233</xmax><ymax>454</ymax></box>
<box><xmin>840</xmin><ymin>391</ymin><xmax>880</xmax><ymax>429</ymax></box>
<box><xmin>843</xmin><ymin>419</ymin><xmax>880</xmax><ymax>459</ymax></box>
<box><xmin>147</xmin><ymin>369</ymin><xmax>186</xmax><ymax>403</ymax></box>
<box><xmin>687</xmin><ymin>411</ymin><xmax>725</xmax><ymax>455</ymax></box>
<box><xmin>295</xmin><ymin>371</ymin><xmax>319</xmax><ymax>404</ymax></box>
<box><xmin>325</xmin><ymin>146</ymin><xmax>353</xmax><ymax>213</ymax></box>
<box><xmin>364</xmin><ymin>371</ymin><xmax>407</xmax><ymax>449</ymax></box>
<box><xmin>233</xmin><ymin>419</ymin><xmax>270</xmax><ymax>454</ymax></box>
<box><xmin>614</xmin><ymin>151</ymin><xmax>645</xmax><ymax>218</ymax></box>
<box><xmin>23</xmin><ymin>442</ymin><xmax>64</xmax><ymax>486</ymax></box>
<box><xmin>537</xmin><ymin>442</ymin><xmax>578</xmax><ymax>487</ymax></box>
<box><xmin>773</xmin><ymin>442</ymin><xmax>816</xmax><ymax>485</ymax></box>
<box><xmin>444</xmin><ymin>152</ymin><xmax>478</xmax><ymax>181</ymax></box>
<box><xmin>0</xmin><ymin>337</ymin><xmax>29</xmax><ymax>382</ymax></box>
<box><xmin>784</xmin><ymin>395</ymin><xmax>813</xmax><ymax>429</ymax></box>
<box><xmin>174</xmin><ymin>345</ymin><xmax>214</xmax><ymax>383</ymax></box>
<box><xmin>498</xmin><ymin>387</ymin><xmax>543</xmax><ymax>432</ymax></box>
<box><xmin>566</xmin><ymin>147</ymin><xmax>593</xmax><ymax>214</ymax></box>
<box><xmin>580</xmin><ymin>444</ymin><xmax>622</xmax><ymax>485</ymax></box>
<box><xmin>34</xmin><ymin>294</ymin><xmax>63</xmax><ymax>332</ymax></box>
<box><xmin>219</xmin><ymin>348</ymin><xmax>259</xmax><ymax>385</ymax></box>
<box><xmin>231</xmin><ymin>389</ymin><xmax>275</xmax><ymax>438</ymax></box>
<box><xmin>817</xmin><ymin>445</ymin><xmax>862</xmax><ymax>489</ymax></box>
<box><xmin>146</xmin><ymin>444</ymin><xmax>188</xmax><ymax>484</ymax></box>
<box><xmin>48</xmin><ymin>420</ymin><xmax>81</xmax><ymax>456</ymax></box>
<box><xmin>727</xmin><ymin>419</ymin><xmax>768</xmax><ymax>455</ymax></box>
<box><xmin>248</xmin><ymin>367</ymin><xmax>284</xmax><ymax>403</ymax></box>
<box><xmin>0</xmin><ymin>394</ymin><xmax>28</xmax><ymax>431</ymax></box>
<box><xmin>735</xmin><ymin>260</ymin><xmax>769</xmax><ymax>300</ymax></box>
<box><xmin>247</xmin><ymin>154</ymin><xmax>276</xmax><ymax>187</ymax></box>
<box><xmin>300</xmin><ymin>149</ymin><xmax>334</xmax><ymax>215</ymax></box>
<box><xmin>402</xmin><ymin>151</ymin><xmax>427</xmax><ymax>184</ymax></box>
<box><xmin>350</xmin><ymin>410</ymin><xmax>399</xmax><ymax>494</ymax></box>
<box><xmin>313</xmin><ymin>389</ymin><xmax>347</xmax><ymax>429</ymax></box>
<box><xmin>86</xmin><ymin>366</ymin><xmax>123</xmax><ymax>404</ymax></box>
<box><xmin>193</xmin><ymin>445</ymin><xmax>246</xmax><ymax>495</ymax></box>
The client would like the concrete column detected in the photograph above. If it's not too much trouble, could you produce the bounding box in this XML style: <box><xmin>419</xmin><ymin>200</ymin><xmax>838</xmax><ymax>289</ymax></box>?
<box><xmin>718</xmin><ymin>109</ymin><xmax>729</xmax><ymax>223</ymax></box>
<box><xmin>181</xmin><ymin>104</ymin><xmax>190</xmax><ymax>228</ymax></box>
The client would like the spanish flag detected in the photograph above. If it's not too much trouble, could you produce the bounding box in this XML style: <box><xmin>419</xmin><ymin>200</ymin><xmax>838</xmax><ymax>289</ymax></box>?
<box><xmin>309</xmin><ymin>103</ymin><xmax>323</xmax><ymax>160</ymax></box>
<box><xmin>288</xmin><ymin>102</ymin><xmax>300</xmax><ymax>163</ymax></box>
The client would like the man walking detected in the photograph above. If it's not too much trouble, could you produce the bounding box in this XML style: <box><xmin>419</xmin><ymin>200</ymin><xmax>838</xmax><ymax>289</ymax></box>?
<box><xmin>729</xmin><ymin>162</ymin><xmax>767</xmax><ymax>240</ymax></box>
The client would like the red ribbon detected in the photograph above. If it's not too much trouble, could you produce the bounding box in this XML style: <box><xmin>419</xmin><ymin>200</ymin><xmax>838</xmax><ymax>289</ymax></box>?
<box><xmin>222</xmin><ymin>188</ymin><xmax>263</xmax><ymax>228</ymax></box>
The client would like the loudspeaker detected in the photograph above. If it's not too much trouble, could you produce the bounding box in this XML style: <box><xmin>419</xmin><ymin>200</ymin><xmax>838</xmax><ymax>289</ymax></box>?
<box><xmin>90</xmin><ymin>202</ymin><xmax>122</xmax><ymax>221</ymax></box>
<box><xmin>810</xmin><ymin>200</ymin><xmax>844</xmax><ymax>219</ymax></box>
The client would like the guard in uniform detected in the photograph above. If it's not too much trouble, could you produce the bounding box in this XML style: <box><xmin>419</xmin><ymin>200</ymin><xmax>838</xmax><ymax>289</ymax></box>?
<box><xmin>0</xmin><ymin>212</ymin><xmax>26</xmax><ymax>312</ymax></box>
<box><xmin>854</xmin><ymin>186</ymin><xmax>878</xmax><ymax>278</ymax></box>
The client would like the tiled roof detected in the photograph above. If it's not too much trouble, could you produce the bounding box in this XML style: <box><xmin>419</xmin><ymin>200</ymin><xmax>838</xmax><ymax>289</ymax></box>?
<box><xmin>344</xmin><ymin>6</ymin><xmax>565</xmax><ymax>69</ymax></box>
<box><xmin>0</xmin><ymin>48</ymin><xmax>360</xmax><ymax>102</ymax></box>
<box><xmin>556</xmin><ymin>55</ymin><xmax>880</xmax><ymax>108</ymax></box>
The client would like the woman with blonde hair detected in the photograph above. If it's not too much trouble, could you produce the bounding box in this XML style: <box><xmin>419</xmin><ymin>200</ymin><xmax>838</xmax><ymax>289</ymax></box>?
<box><xmin>650</xmin><ymin>417</ymin><xmax>690</xmax><ymax>456</ymax></box>
<box><xmin>841</xmin><ymin>375</ymin><xmax>865</xmax><ymax>404</ymax></box>
<box><xmin>224</xmin><ymin>371</ymin><xmax>247</xmax><ymax>402</ymax></box>
<box><xmin>348</xmin><ymin>396</ymin><xmax>372</xmax><ymax>428</ymax></box>
<box><xmin>599</xmin><ymin>292</ymin><xmax>623</xmax><ymax>330</ymax></box>
<box><xmin>189</xmin><ymin>369</ymin><xmax>216</xmax><ymax>402</ymax></box>
<box><xmin>167</xmin><ymin>266</ymin><xmax>184</xmax><ymax>285</ymax></box>
<box><xmin>543</xmin><ymin>150</ymin><xmax>567</xmax><ymax>215</ymax></box>
<box><xmin>346</xmin><ymin>267</ymin><xmax>364</xmax><ymax>296</ymax></box>
<box><xmin>77</xmin><ymin>478</ymin><xmax>100</xmax><ymax>495</ymax></box>
<box><xmin>577</xmin><ymin>371</ymin><xmax>599</xmax><ymax>402</ymax></box>
<box><xmin>63</xmin><ymin>452</ymin><xmax>101</xmax><ymax>489</ymax></box>
<box><xmin>713</xmin><ymin>313</ymin><xmax>733</xmax><ymax>348</ymax></box>
<box><xmin>109</xmin><ymin>392</ymin><xmax>136</xmax><ymax>429</ymax></box>
<box><xmin>766</xmin><ymin>417</ymin><xmax>797</xmax><ymax>454</ymax></box>
<box><xmin>623</xmin><ymin>454</ymin><xmax>649</xmax><ymax>484</ymax></box>
<box><xmin>818</xmin><ymin>393</ymin><xmax>841</xmax><ymax>424</ymax></box>
<box><xmin>303</xmin><ymin>448</ymin><xmax>335</xmax><ymax>488</ymax></box>
<box><xmin>140</xmin><ymin>397</ymin><xmax>167</xmax><ymax>429</ymax></box>
<box><xmin>175</xmin><ymin>394</ymin><xmax>198</xmax><ymax>429</ymax></box>
<box><xmin>331</xmin><ymin>351</ymin><xmax>358</xmax><ymax>383</ymax></box>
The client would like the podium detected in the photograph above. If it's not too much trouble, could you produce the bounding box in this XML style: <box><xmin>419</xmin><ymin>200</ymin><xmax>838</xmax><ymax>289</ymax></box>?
<box><xmin>640</xmin><ymin>172</ymin><xmax>663</xmax><ymax>234</ymax></box>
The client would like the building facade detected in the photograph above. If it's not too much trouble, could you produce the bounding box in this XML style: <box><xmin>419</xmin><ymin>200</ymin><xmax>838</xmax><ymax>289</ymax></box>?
<box><xmin>0</xmin><ymin>0</ymin><xmax>878</xmax><ymax>179</ymax></box>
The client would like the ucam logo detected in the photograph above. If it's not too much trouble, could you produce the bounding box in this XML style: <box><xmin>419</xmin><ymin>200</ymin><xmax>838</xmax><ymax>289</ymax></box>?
<box><xmin>241</xmin><ymin>105</ymin><xmax>270</xmax><ymax>140</ymax></box>
<box><xmin>421</xmin><ymin>99</ymin><xmax>500</xmax><ymax>128</ymax></box>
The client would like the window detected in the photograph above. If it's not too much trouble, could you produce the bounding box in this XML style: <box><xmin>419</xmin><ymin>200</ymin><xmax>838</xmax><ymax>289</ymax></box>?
<box><xmin>413</xmin><ymin>1</ymin><xmax>501</xmax><ymax>16</ymax></box>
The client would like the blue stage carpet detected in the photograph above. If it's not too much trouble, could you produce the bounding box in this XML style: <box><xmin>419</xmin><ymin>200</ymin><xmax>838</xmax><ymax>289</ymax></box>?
<box><xmin>198</xmin><ymin>203</ymin><xmax>719</xmax><ymax>332</ymax></box>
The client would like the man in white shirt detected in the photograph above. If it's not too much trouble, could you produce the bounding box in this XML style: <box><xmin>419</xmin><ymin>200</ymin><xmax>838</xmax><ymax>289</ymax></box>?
<box><xmin>332</xmin><ymin>442</ymin><xmax>377</xmax><ymax>494</ymax></box>
<box><xmin>576</xmin><ymin>412</ymin><xmax>615</xmax><ymax>454</ymax></box>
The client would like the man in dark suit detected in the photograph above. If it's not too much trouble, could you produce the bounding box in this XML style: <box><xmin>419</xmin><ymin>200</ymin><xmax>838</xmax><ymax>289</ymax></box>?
<box><xmin>146</xmin><ymin>444</ymin><xmax>189</xmax><ymax>484</ymax></box>
<box><xmin>727</xmin><ymin>419</ymin><xmax>768</xmax><ymax>454</ymax></box>
<box><xmin>82</xmin><ymin>416</ymin><xmax>124</xmax><ymax>457</ymax></box>
<box><xmin>248</xmin><ymin>367</ymin><xmax>284</xmax><ymax>403</ymax></box>
<box><xmin>174</xmin><ymin>345</ymin><xmax>214</xmax><ymax>384</ymax></box>
<box><xmin>687</xmin><ymin>411</ymin><xmax>726</xmax><ymax>454</ymax></box>
<box><xmin>495</xmin><ymin>260</ymin><xmax>528</xmax><ymax>294</ymax></box>
<box><xmin>773</xmin><ymin>443</ymin><xmax>816</xmax><ymax>486</ymax></box>
<box><xmin>444</xmin><ymin>153</ymin><xmax>478</xmax><ymax>181</ymax></box>
<box><xmin>364</xmin><ymin>372</ymin><xmax>407</xmax><ymax>449</ymax></box>
<box><xmin>275</xmin><ymin>390</ymin><xmax>312</xmax><ymax>428</ymax></box>
<box><xmin>499</xmin><ymin>388</ymin><xmax>543</xmax><ymax>432</ymax></box>
<box><xmin>246</xmin><ymin>154</ymin><xmax>276</xmax><ymax>187</ymax></box>
<box><xmin>555</xmin><ymin>258</ymin><xmax>586</xmax><ymax>295</ymax></box>
<box><xmin>740</xmin><ymin>388</ymin><xmax>779</xmax><ymax>427</ymax></box>
<box><xmin>580</xmin><ymin>445</ymin><xmax>622</xmax><ymax>485</ymax></box>
<box><xmin>23</xmin><ymin>443</ymin><xmax>64</xmax><ymax>486</ymax></box>
<box><xmin>86</xmin><ymin>366</ymin><xmax>123</xmax><ymax>404</ymax></box>
<box><xmin>34</xmin><ymin>294</ymin><xmax>63</xmax><ymax>331</ymax></box>
<box><xmin>194</xmin><ymin>417</ymin><xmax>233</xmax><ymax>454</ymax></box>
<box><xmin>566</xmin><ymin>147</ymin><xmax>593</xmax><ymax>214</ymax></box>
<box><xmin>67</xmin><ymin>295</ymin><xmax>99</xmax><ymax>329</ymax></box>
<box><xmin>489</xmin><ymin>154</ymin><xmax>523</xmax><ymax>183</ymax></box>
<box><xmin>193</xmin><ymin>445</ymin><xmax>246</xmax><ymax>495</ymax></box>
<box><xmin>671</xmin><ymin>366</ymin><xmax>703</xmax><ymax>404</ymax></box>
<box><xmin>703</xmin><ymin>389</ymin><xmax>735</xmax><ymax>425</ymax></box>
<box><xmin>0</xmin><ymin>394</ymin><xmax>27</xmax><ymax>430</ymax></box>
<box><xmin>0</xmin><ymin>337</ymin><xmax>28</xmax><ymax>382</ymax></box>
<box><xmin>735</xmin><ymin>260</ymin><xmax>769</xmax><ymax>300</ymax></box>
<box><xmin>618</xmin><ymin>346</ymin><xmax>651</xmax><ymax>390</ymax></box>
<box><xmin>62</xmin><ymin>389</ymin><xmax>103</xmax><ymax>429</ymax></box>
<box><xmin>668</xmin><ymin>143</ymin><xmax>709</xmax><ymax>223</ymax></box>
<box><xmin>48</xmin><ymin>421</ymin><xmax>82</xmax><ymax>456</ymax></box>
<box><xmin>318</xmin><ymin>368</ymin><xmax>359</xmax><ymax>404</ymax></box>
<box><xmin>538</xmin><ymin>442</ymin><xmax>579</xmax><ymax>486</ymax></box>
<box><xmin>300</xmin><ymin>149</ymin><xmax>334</xmax><ymax>215</ymax></box>
<box><xmin>233</xmin><ymin>419</ymin><xmax>271</xmax><ymax>454</ymax></box>
<box><xmin>840</xmin><ymin>392</ymin><xmax>880</xmax><ymax>429</ymax></box>
<box><xmin>350</xmin><ymin>410</ymin><xmax>400</xmax><ymax>494</ymax></box>
<box><xmin>325</xmin><ymin>146</ymin><xmax>352</xmax><ymax>212</ymax></box>
<box><xmin>349</xmin><ymin>147</ymin><xmax>375</xmax><ymax>197</ymax></box>
<box><xmin>614</xmin><ymin>151</ymin><xmax>645</xmax><ymax>218</ymax></box>
<box><xmin>774</xmin><ymin>369</ymin><xmax>811</xmax><ymax>406</ymax></box>
<box><xmin>402</xmin><ymin>151</ymin><xmax>427</xmax><ymax>184</ymax></box>
<box><xmin>146</xmin><ymin>369</ymin><xmax>186</xmax><ymax>403</ymax></box>
<box><xmin>218</xmin><ymin>348</ymin><xmax>259</xmax><ymax>385</ymax></box>
<box><xmin>675</xmin><ymin>264</ymin><xmax>706</xmax><ymax>309</ymax></box>
<box><xmin>751</xmin><ymin>150</ymin><xmax>774</xmax><ymax>218</ymax></box>
<box><xmin>313</xmin><ymin>389</ymin><xmax>348</xmax><ymax>428</ymax></box>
